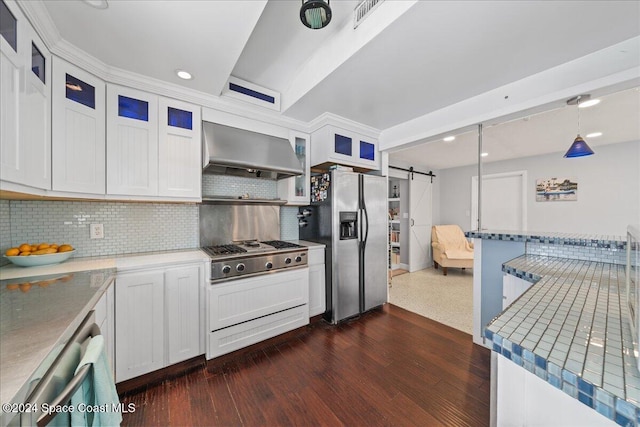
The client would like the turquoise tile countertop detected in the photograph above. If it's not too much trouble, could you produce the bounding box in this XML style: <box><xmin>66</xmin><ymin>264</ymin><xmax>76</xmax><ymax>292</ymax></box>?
<box><xmin>486</xmin><ymin>255</ymin><xmax>639</xmax><ymax>426</ymax></box>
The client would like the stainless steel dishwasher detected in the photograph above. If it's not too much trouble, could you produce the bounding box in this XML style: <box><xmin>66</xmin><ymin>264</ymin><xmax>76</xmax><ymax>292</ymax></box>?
<box><xmin>6</xmin><ymin>311</ymin><xmax>102</xmax><ymax>427</ymax></box>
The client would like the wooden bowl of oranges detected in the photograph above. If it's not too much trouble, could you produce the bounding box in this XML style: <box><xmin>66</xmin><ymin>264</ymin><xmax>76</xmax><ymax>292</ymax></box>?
<box><xmin>4</xmin><ymin>243</ymin><xmax>75</xmax><ymax>267</ymax></box>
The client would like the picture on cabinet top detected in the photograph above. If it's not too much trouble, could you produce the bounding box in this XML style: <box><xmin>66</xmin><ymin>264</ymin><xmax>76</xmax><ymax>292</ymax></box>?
<box><xmin>536</xmin><ymin>177</ymin><xmax>578</xmax><ymax>202</ymax></box>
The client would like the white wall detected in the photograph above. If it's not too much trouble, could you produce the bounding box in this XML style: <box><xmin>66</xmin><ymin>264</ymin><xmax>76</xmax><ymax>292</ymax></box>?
<box><xmin>438</xmin><ymin>140</ymin><xmax>640</xmax><ymax>236</ymax></box>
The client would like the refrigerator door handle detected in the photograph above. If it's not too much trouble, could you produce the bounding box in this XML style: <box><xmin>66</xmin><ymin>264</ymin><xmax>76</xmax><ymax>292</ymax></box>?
<box><xmin>357</xmin><ymin>209</ymin><xmax>363</xmax><ymax>242</ymax></box>
<box><xmin>362</xmin><ymin>206</ymin><xmax>369</xmax><ymax>246</ymax></box>
<box><xmin>411</xmin><ymin>218</ymin><xmax>415</xmax><ymax>227</ymax></box>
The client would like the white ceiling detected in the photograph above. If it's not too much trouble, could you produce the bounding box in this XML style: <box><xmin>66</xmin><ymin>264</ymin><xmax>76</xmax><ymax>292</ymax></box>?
<box><xmin>39</xmin><ymin>0</ymin><xmax>640</xmax><ymax>165</ymax></box>
<box><xmin>43</xmin><ymin>0</ymin><xmax>268</xmax><ymax>95</ymax></box>
<box><xmin>388</xmin><ymin>87</ymin><xmax>640</xmax><ymax>170</ymax></box>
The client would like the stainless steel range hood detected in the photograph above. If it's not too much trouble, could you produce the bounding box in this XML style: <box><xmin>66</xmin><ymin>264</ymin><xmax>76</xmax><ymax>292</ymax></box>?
<box><xmin>202</xmin><ymin>122</ymin><xmax>303</xmax><ymax>180</ymax></box>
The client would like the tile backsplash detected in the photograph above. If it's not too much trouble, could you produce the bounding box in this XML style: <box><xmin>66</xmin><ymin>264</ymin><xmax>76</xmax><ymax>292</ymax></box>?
<box><xmin>1</xmin><ymin>176</ymin><xmax>301</xmax><ymax>265</ymax></box>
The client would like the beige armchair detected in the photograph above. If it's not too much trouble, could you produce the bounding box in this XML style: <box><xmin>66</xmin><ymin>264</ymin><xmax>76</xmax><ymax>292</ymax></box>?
<box><xmin>431</xmin><ymin>225</ymin><xmax>474</xmax><ymax>275</ymax></box>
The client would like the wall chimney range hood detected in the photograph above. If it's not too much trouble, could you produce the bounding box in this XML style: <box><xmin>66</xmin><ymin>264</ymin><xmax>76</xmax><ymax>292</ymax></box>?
<box><xmin>202</xmin><ymin>122</ymin><xmax>303</xmax><ymax>180</ymax></box>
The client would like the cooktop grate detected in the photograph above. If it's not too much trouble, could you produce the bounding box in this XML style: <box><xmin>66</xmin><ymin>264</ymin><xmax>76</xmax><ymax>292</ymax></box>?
<box><xmin>202</xmin><ymin>245</ymin><xmax>247</xmax><ymax>256</ymax></box>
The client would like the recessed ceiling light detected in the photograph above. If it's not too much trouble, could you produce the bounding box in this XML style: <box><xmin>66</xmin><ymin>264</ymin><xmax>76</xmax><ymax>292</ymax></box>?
<box><xmin>578</xmin><ymin>99</ymin><xmax>600</xmax><ymax>108</ymax></box>
<box><xmin>176</xmin><ymin>70</ymin><xmax>192</xmax><ymax>80</ymax></box>
<box><xmin>481</xmin><ymin>152</ymin><xmax>489</xmax><ymax>157</ymax></box>
<box><xmin>443</xmin><ymin>136</ymin><xmax>455</xmax><ymax>142</ymax></box>
<box><xmin>586</xmin><ymin>132</ymin><xmax>602</xmax><ymax>138</ymax></box>
<box><xmin>81</xmin><ymin>0</ymin><xmax>108</xmax><ymax>9</ymax></box>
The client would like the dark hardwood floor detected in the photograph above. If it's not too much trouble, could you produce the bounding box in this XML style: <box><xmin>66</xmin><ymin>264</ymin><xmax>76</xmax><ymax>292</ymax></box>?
<box><xmin>120</xmin><ymin>304</ymin><xmax>491</xmax><ymax>426</ymax></box>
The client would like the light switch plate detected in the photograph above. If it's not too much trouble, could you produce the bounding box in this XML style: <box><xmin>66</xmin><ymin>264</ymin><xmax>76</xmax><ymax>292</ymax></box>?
<box><xmin>90</xmin><ymin>223</ymin><xmax>104</xmax><ymax>239</ymax></box>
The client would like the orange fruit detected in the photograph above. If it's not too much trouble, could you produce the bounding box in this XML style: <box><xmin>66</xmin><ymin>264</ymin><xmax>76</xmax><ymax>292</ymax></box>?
<box><xmin>30</xmin><ymin>245</ymin><xmax>38</xmax><ymax>252</ymax></box>
<box><xmin>58</xmin><ymin>244</ymin><xmax>73</xmax><ymax>252</ymax></box>
<box><xmin>50</xmin><ymin>244</ymin><xmax>58</xmax><ymax>250</ymax></box>
<box><xmin>19</xmin><ymin>252</ymin><xmax>31</xmax><ymax>256</ymax></box>
<box><xmin>37</xmin><ymin>243</ymin><xmax>50</xmax><ymax>250</ymax></box>
<box><xmin>19</xmin><ymin>283</ymin><xmax>32</xmax><ymax>293</ymax></box>
<box><xmin>5</xmin><ymin>248</ymin><xmax>19</xmax><ymax>256</ymax></box>
<box><xmin>6</xmin><ymin>283</ymin><xmax>19</xmax><ymax>290</ymax></box>
<box><xmin>18</xmin><ymin>243</ymin><xmax>31</xmax><ymax>253</ymax></box>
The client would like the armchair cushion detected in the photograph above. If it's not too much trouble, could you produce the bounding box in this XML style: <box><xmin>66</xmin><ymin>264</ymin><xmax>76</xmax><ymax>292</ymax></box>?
<box><xmin>434</xmin><ymin>225</ymin><xmax>473</xmax><ymax>259</ymax></box>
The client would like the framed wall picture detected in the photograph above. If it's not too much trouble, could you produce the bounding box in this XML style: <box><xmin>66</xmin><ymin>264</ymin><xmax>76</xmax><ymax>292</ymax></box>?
<box><xmin>536</xmin><ymin>177</ymin><xmax>578</xmax><ymax>202</ymax></box>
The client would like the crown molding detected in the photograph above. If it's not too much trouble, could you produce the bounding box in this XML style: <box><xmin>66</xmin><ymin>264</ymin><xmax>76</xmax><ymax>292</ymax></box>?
<box><xmin>16</xmin><ymin>0</ymin><xmax>312</xmax><ymax>134</ymax></box>
<box><xmin>17</xmin><ymin>1</ymin><xmax>382</xmax><ymax>140</ymax></box>
<box><xmin>307</xmin><ymin>112</ymin><xmax>381</xmax><ymax>137</ymax></box>
<box><xmin>17</xmin><ymin>0</ymin><xmax>61</xmax><ymax>50</ymax></box>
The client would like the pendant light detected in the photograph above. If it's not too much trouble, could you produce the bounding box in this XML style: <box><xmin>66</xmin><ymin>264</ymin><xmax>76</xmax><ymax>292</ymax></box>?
<box><xmin>564</xmin><ymin>95</ymin><xmax>595</xmax><ymax>158</ymax></box>
<box><xmin>300</xmin><ymin>0</ymin><xmax>332</xmax><ymax>29</ymax></box>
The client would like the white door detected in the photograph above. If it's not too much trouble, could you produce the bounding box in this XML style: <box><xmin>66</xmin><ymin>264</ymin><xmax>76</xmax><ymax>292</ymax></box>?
<box><xmin>106</xmin><ymin>84</ymin><xmax>158</xmax><ymax>196</ymax></box>
<box><xmin>409</xmin><ymin>173</ymin><xmax>432</xmax><ymax>272</ymax></box>
<box><xmin>472</xmin><ymin>171</ymin><xmax>527</xmax><ymax>231</ymax></box>
<box><xmin>158</xmin><ymin>97</ymin><xmax>201</xmax><ymax>199</ymax></box>
<box><xmin>115</xmin><ymin>271</ymin><xmax>165</xmax><ymax>382</ymax></box>
<box><xmin>21</xmin><ymin>27</ymin><xmax>51</xmax><ymax>191</ymax></box>
<box><xmin>0</xmin><ymin>0</ymin><xmax>23</xmax><ymax>185</ymax></box>
<box><xmin>52</xmin><ymin>58</ymin><xmax>106</xmax><ymax>194</ymax></box>
<box><xmin>165</xmin><ymin>265</ymin><xmax>201</xmax><ymax>365</ymax></box>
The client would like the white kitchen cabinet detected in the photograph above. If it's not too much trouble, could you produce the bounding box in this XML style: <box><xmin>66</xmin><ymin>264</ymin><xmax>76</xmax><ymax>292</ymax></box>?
<box><xmin>0</xmin><ymin>0</ymin><xmax>51</xmax><ymax>191</ymax></box>
<box><xmin>165</xmin><ymin>265</ymin><xmax>201</xmax><ymax>365</ymax></box>
<box><xmin>107</xmin><ymin>84</ymin><xmax>201</xmax><ymax>200</ymax></box>
<box><xmin>311</xmin><ymin>125</ymin><xmax>380</xmax><ymax>170</ymax></box>
<box><xmin>115</xmin><ymin>262</ymin><xmax>203</xmax><ymax>383</ymax></box>
<box><xmin>502</xmin><ymin>273</ymin><xmax>533</xmax><ymax>309</ymax></box>
<box><xmin>106</xmin><ymin>84</ymin><xmax>159</xmax><ymax>197</ymax></box>
<box><xmin>158</xmin><ymin>97</ymin><xmax>201</xmax><ymax>199</ymax></box>
<box><xmin>94</xmin><ymin>282</ymin><xmax>115</xmax><ymax>377</ymax></box>
<box><xmin>277</xmin><ymin>130</ymin><xmax>310</xmax><ymax>205</ymax></box>
<box><xmin>115</xmin><ymin>270</ymin><xmax>165</xmax><ymax>382</ymax></box>
<box><xmin>308</xmin><ymin>245</ymin><xmax>326</xmax><ymax>317</ymax></box>
<box><xmin>52</xmin><ymin>57</ymin><xmax>106</xmax><ymax>194</ymax></box>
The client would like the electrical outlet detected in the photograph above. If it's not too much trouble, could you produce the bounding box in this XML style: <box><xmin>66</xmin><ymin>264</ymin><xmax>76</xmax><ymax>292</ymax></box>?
<box><xmin>90</xmin><ymin>223</ymin><xmax>104</xmax><ymax>239</ymax></box>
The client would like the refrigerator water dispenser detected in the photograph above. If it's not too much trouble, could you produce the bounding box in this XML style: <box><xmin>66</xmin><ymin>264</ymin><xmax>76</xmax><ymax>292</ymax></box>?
<box><xmin>339</xmin><ymin>211</ymin><xmax>358</xmax><ymax>240</ymax></box>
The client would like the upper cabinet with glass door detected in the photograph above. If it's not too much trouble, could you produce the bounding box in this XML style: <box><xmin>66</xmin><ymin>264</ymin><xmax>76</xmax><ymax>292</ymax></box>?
<box><xmin>310</xmin><ymin>125</ymin><xmax>380</xmax><ymax>171</ymax></box>
<box><xmin>52</xmin><ymin>57</ymin><xmax>106</xmax><ymax>195</ymax></box>
<box><xmin>0</xmin><ymin>0</ymin><xmax>51</xmax><ymax>191</ymax></box>
<box><xmin>106</xmin><ymin>83</ymin><xmax>201</xmax><ymax>201</ymax></box>
<box><xmin>277</xmin><ymin>131</ymin><xmax>310</xmax><ymax>205</ymax></box>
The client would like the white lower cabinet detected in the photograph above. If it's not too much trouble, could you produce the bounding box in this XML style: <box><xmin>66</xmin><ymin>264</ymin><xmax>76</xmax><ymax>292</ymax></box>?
<box><xmin>207</xmin><ymin>268</ymin><xmax>309</xmax><ymax>359</ymax></box>
<box><xmin>308</xmin><ymin>246</ymin><xmax>326</xmax><ymax>317</ymax></box>
<box><xmin>115</xmin><ymin>263</ymin><xmax>202</xmax><ymax>383</ymax></box>
<box><xmin>503</xmin><ymin>273</ymin><xmax>533</xmax><ymax>309</ymax></box>
<box><xmin>165</xmin><ymin>266</ymin><xmax>200</xmax><ymax>365</ymax></box>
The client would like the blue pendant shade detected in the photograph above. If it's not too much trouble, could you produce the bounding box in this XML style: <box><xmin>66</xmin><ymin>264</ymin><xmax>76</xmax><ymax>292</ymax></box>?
<box><xmin>564</xmin><ymin>135</ymin><xmax>594</xmax><ymax>158</ymax></box>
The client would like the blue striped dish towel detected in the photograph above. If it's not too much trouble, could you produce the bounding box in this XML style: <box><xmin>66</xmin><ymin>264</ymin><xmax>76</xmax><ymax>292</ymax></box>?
<box><xmin>70</xmin><ymin>336</ymin><xmax>122</xmax><ymax>426</ymax></box>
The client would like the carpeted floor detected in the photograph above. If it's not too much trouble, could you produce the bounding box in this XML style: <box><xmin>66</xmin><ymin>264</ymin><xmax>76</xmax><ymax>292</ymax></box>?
<box><xmin>388</xmin><ymin>267</ymin><xmax>473</xmax><ymax>335</ymax></box>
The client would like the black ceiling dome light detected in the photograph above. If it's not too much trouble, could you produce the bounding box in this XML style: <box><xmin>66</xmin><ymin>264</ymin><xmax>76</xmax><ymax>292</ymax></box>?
<box><xmin>300</xmin><ymin>0</ymin><xmax>332</xmax><ymax>29</ymax></box>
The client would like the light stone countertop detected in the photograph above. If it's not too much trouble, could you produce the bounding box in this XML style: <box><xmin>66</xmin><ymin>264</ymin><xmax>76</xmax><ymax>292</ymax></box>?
<box><xmin>291</xmin><ymin>240</ymin><xmax>326</xmax><ymax>249</ymax></box>
<box><xmin>0</xmin><ymin>268</ymin><xmax>115</xmax><ymax>410</ymax></box>
<box><xmin>0</xmin><ymin>248</ymin><xmax>208</xmax><ymax>413</ymax></box>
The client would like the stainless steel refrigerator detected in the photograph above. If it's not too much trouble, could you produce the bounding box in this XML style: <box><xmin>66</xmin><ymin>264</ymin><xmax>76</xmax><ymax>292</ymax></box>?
<box><xmin>299</xmin><ymin>170</ymin><xmax>387</xmax><ymax>324</ymax></box>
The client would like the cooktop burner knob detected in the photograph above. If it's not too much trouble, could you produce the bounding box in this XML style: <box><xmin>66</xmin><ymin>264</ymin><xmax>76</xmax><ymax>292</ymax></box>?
<box><xmin>265</xmin><ymin>262</ymin><xmax>273</xmax><ymax>269</ymax></box>
<box><xmin>221</xmin><ymin>265</ymin><xmax>231</xmax><ymax>274</ymax></box>
<box><xmin>295</xmin><ymin>256</ymin><xmax>302</xmax><ymax>263</ymax></box>
<box><xmin>285</xmin><ymin>257</ymin><xmax>292</xmax><ymax>264</ymax></box>
<box><xmin>236</xmin><ymin>263</ymin><xmax>246</xmax><ymax>272</ymax></box>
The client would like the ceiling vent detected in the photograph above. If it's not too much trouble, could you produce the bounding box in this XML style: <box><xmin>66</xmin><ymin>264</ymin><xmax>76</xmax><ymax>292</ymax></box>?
<box><xmin>354</xmin><ymin>0</ymin><xmax>385</xmax><ymax>28</ymax></box>
<box><xmin>222</xmin><ymin>76</ymin><xmax>281</xmax><ymax>111</ymax></box>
